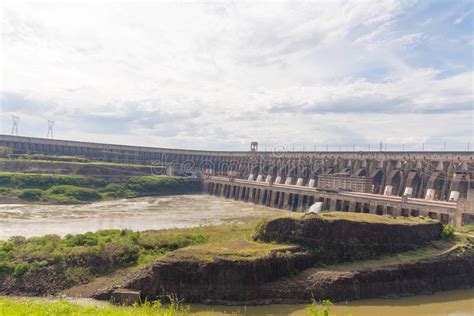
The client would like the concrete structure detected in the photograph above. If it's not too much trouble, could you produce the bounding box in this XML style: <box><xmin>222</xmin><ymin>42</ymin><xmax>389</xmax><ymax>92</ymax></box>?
<box><xmin>203</xmin><ymin>176</ymin><xmax>474</xmax><ymax>226</ymax></box>
<box><xmin>317</xmin><ymin>174</ymin><xmax>373</xmax><ymax>193</ymax></box>
<box><xmin>0</xmin><ymin>134</ymin><xmax>472</xmax><ymax>203</ymax></box>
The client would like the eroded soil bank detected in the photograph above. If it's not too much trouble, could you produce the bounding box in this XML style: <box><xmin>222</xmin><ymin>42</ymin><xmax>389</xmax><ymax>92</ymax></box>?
<box><xmin>90</xmin><ymin>214</ymin><xmax>473</xmax><ymax>304</ymax></box>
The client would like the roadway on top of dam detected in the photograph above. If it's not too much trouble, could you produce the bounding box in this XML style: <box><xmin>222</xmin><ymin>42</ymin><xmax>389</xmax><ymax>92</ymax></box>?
<box><xmin>207</xmin><ymin>176</ymin><xmax>458</xmax><ymax>210</ymax></box>
<box><xmin>1</xmin><ymin>134</ymin><xmax>472</xmax><ymax>160</ymax></box>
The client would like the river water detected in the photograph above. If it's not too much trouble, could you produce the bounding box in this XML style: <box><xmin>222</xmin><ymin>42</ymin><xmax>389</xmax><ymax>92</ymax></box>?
<box><xmin>0</xmin><ymin>195</ymin><xmax>282</xmax><ymax>240</ymax></box>
<box><xmin>0</xmin><ymin>195</ymin><xmax>472</xmax><ymax>314</ymax></box>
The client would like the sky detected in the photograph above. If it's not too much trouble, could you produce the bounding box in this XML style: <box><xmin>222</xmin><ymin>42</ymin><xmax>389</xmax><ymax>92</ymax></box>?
<box><xmin>1</xmin><ymin>0</ymin><xmax>473</xmax><ymax>151</ymax></box>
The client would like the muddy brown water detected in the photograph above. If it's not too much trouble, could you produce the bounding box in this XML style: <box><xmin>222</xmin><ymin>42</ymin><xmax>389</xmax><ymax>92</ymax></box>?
<box><xmin>0</xmin><ymin>195</ymin><xmax>472</xmax><ymax>314</ymax></box>
<box><xmin>0</xmin><ymin>195</ymin><xmax>283</xmax><ymax>240</ymax></box>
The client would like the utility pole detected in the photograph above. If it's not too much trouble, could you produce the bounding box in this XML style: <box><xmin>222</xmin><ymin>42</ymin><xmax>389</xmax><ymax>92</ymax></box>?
<box><xmin>422</xmin><ymin>143</ymin><xmax>425</xmax><ymax>152</ymax></box>
<box><xmin>379</xmin><ymin>141</ymin><xmax>383</xmax><ymax>152</ymax></box>
<box><xmin>47</xmin><ymin>120</ymin><xmax>54</xmax><ymax>139</ymax></box>
<box><xmin>11</xmin><ymin>116</ymin><xmax>19</xmax><ymax>136</ymax></box>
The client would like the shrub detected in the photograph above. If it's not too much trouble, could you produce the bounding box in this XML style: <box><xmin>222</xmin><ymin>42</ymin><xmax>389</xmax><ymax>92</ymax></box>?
<box><xmin>102</xmin><ymin>183</ymin><xmax>135</xmax><ymax>198</ymax></box>
<box><xmin>126</xmin><ymin>176</ymin><xmax>196</xmax><ymax>195</ymax></box>
<box><xmin>47</xmin><ymin>185</ymin><xmax>102</xmax><ymax>201</ymax></box>
<box><xmin>13</xmin><ymin>262</ymin><xmax>30</xmax><ymax>277</ymax></box>
<box><xmin>0</xmin><ymin>261</ymin><xmax>14</xmax><ymax>276</ymax></box>
<box><xmin>0</xmin><ymin>172</ymin><xmax>104</xmax><ymax>189</ymax></box>
<box><xmin>102</xmin><ymin>241</ymin><xmax>140</xmax><ymax>268</ymax></box>
<box><xmin>18</xmin><ymin>189</ymin><xmax>44</xmax><ymax>201</ymax></box>
<box><xmin>442</xmin><ymin>224</ymin><xmax>455</xmax><ymax>240</ymax></box>
<box><xmin>64</xmin><ymin>232</ymin><xmax>99</xmax><ymax>247</ymax></box>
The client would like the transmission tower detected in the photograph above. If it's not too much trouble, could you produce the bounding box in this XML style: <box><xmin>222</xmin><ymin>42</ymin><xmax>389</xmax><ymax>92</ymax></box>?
<box><xmin>47</xmin><ymin>120</ymin><xmax>54</xmax><ymax>139</ymax></box>
<box><xmin>11</xmin><ymin>116</ymin><xmax>19</xmax><ymax>136</ymax></box>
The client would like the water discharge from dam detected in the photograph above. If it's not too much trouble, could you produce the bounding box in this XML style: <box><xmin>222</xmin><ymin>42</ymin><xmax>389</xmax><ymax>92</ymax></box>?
<box><xmin>0</xmin><ymin>195</ymin><xmax>282</xmax><ymax>240</ymax></box>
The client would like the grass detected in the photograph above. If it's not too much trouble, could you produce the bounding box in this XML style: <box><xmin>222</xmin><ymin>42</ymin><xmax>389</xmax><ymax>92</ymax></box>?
<box><xmin>0</xmin><ymin>296</ymin><xmax>191</xmax><ymax>316</ymax></box>
<box><xmin>457</xmin><ymin>224</ymin><xmax>474</xmax><ymax>234</ymax></box>
<box><xmin>0</xmin><ymin>172</ymin><xmax>200</xmax><ymax>204</ymax></box>
<box><xmin>316</xmin><ymin>211</ymin><xmax>433</xmax><ymax>225</ymax></box>
<box><xmin>169</xmin><ymin>224</ymin><xmax>291</xmax><ymax>262</ymax></box>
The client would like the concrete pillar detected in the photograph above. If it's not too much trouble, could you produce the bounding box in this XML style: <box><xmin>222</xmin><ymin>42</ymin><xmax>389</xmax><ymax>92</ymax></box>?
<box><xmin>329</xmin><ymin>199</ymin><xmax>337</xmax><ymax>212</ymax></box>
<box><xmin>348</xmin><ymin>201</ymin><xmax>356</xmax><ymax>212</ymax></box>
<box><xmin>425</xmin><ymin>188</ymin><xmax>435</xmax><ymax>200</ymax></box>
<box><xmin>274</xmin><ymin>176</ymin><xmax>282</xmax><ymax>184</ymax></box>
<box><xmin>234</xmin><ymin>186</ymin><xmax>240</xmax><ymax>200</ymax></box>
<box><xmin>369</xmin><ymin>203</ymin><xmax>377</xmax><ymax>214</ymax></box>
<box><xmin>265</xmin><ymin>190</ymin><xmax>272</xmax><ymax>206</ymax></box>
<box><xmin>449</xmin><ymin>191</ymin><xmax>460</xmax><ymax>201</ymax></box>
<box><xmin>271</xmin><ymin>191</ymin><xmax>279</xmax><ymax>208</ymax></box>
<box><xmin>455</xmin><ymin>200</ymin><xmax>464</xmax><ymax>227</ymax></box>
<box><xmin>467</xmin><ymin>188</ymin><xmax>474</xmax><ymax>213</ymax></box>
<box><xmin>244</xmin><ymin>187</ymin><xmax>250</xmax><ymax>202</ymax></box>
<box><xmin>307</xmin><ymin>179</ymin><xmax>316</xmax><ymax>188</ymax></box>
<box><xmin>256</xmin><ymin>174</ymin><xmax>263</xmax><ymax>182</ymax></box>
<box><xmin>296</xmin><ymin>195</ymin><xmax>304</xmax><ymax>211</ymax></box>
<box><xmin>384</xmin><ymin>185</ymin><xmax>393</xmax><ymax>196</ymax></box>
<box><xmin>282</xmin><ymin>193</ymin><xmax>291</xmax><ymax>210</ymax></box>
<box><xmin>296</xmin><ymin>178</ymin><xmax>304</xmax><ymax>186</ymax></box>
<box><xmin>248</xmin><ymin>188</ymin><xmax>254</xmax><ymax>202</ymax></box>
<box><xmin>239</xmin><ymin>187</ymin><xmax>246</xmax><ymax>200</ymax></box>
<box><xmin>258</xmin><ymin>189</ymin><xmax>266</xmax><ymax>205</ymax></box>
<box><xmin>403</xmin><ymin>187</ymin><xmax>413</xmax><ymax>196</ymax></box>
<box><xmin>285</xmin><ymin>177</ymin><xmax>293</xmax><ymax>185</ymax></box>
<box><xmin>248</xmin><ymin>174</ymin><xmax>255</xmax><ymax>181</ymax></box>
<box><xmin>265</xmin><ymin>175</ymin><xmax>272</xmax><ymax>184</ymax></box>
<box><xmin>392</xmin><ymin>207</ymin><xmax>401</xmax><ymax>217</ymax></box>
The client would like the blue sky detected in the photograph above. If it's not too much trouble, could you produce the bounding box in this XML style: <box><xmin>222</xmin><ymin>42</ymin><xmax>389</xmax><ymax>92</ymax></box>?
<box><xmin>1</xmin><ymin>0</ymin><xmax>473</xmax><ymax>151</ymax></box>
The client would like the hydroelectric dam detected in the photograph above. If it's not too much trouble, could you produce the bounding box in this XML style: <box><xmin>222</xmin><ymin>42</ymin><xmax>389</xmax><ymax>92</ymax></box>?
<box><xmin>1</xmin><ymin>134</ymin><xmax>472</xmax><ymax>225</ymax></box>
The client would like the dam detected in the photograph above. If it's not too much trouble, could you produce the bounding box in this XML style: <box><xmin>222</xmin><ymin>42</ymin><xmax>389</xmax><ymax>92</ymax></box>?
<box><xmin>1</xmin><ymin>134</ymin><xmax>472</xmax><ymax>224</ymax></box>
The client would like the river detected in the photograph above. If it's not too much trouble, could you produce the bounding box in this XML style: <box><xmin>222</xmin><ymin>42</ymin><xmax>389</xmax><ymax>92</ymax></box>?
<box><xmin>0</xmin><ymin>195</ymin><xmax>472</xmax><ymax>314</ymax></box>
<box><xmin>0</xmin><ymin>195</ymin><xmax>283</xmax><ymax>240</ymax></box>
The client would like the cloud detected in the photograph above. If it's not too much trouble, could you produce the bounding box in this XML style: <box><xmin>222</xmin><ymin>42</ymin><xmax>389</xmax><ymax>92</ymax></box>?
<box><xmin>1</xmin><ymin>1</ymin><xmax>472</xmax><ymax>150</ymax></box>
<box><xmin>454</xmin><ymin>9</ymin><xmax>472</xmax><ymax>25</ymax></box>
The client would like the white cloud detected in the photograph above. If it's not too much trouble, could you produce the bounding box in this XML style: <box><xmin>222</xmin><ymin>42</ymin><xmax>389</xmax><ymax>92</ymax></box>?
<box><xmin>454</xmin><ymin>9</ymin><xmax>472</xmax><ymax>25</ymax></box>
<box><xmin>0</xmin><ymin>1</ymin><xmax>472</xmax><ymax>150</ymax></box>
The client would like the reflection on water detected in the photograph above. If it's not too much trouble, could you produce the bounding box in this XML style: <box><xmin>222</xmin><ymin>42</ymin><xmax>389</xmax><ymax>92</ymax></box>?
<box><xmin>14</xmin><ymin>288</ymin><xmax>474</xmax><ymax>316</ymax></box>
<box><xmin>0</xmin><ymin>195</ymin><xmax>283</xmax><ymax>240</ymax></box>
<box><xmin>190</xmin><ymin>289</ymin><xmax>474</xmax><ymax>316</ymax></box>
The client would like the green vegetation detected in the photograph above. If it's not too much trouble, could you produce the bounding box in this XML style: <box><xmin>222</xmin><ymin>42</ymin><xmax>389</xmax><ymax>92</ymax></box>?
<box><xmin>442</xmin><ymin>224</ymin><xmax>455</xmax><ymax>239</ymax></box>
<box><xmin>0</xmin><ymin>228</ymin><xmax>208</xmax><ymax>292</ymax></box>
<box><xmin>0</xmin><ymin>172</ymin><xmax>199</xmax><ymax>204</ymax></box>
<box><xmin>0</xmin><ymin>296</ymin><xmax>191</xmax><ymax>316</ymax></box>
<box><xmin>307</xmin><ymin>298</ymin><xmax>339</xmax><ymax>316</ymax></box>
<box><xmin>18</xmin><ymin>189</ymin><xmax>44</xmax><ymax>201</ymax></box>
<box><xmin>0</xmin><ymin>172</ymin><xmax>104</xmax><ymax>189</ymax></box>
<box><xmin>5</xmin><ymin>153</ymin><xmax>154</xmax><ymax>167</ymax></box>
<box><xmin>457</xmin><ymin>224</ymin><xmax>474</xmax><ymax>234</ymax></box>
<box><xmin>317</xmin><ymin>211</ymin><xmax>432</xmax><ymax>225</ymax></box>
